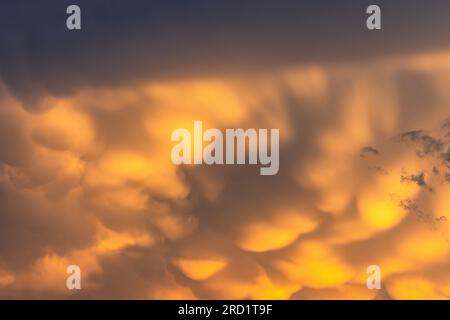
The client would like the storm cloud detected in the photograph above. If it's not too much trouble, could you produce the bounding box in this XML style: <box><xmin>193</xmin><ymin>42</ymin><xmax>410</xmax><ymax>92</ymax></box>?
<box><xmin>0</xmin><ymin>1</ymin><xmax>449</xmax><ymax>299</ymax></box>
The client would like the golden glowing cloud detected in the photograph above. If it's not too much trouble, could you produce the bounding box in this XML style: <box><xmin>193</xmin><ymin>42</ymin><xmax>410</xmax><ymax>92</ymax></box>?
<box><xmin>237</xmin><ymin>210</ymin><xmax>318</xmax><ymax>252</ymax></box>
<box><xmin>0</xmin><ymin>49</ymin><xmax>449</xmax><ymax>299</ymax></box>
<box><xmin>173</xmin><ymin>258</ymin><xmax>228</xmax><ymax>281</ymax></box>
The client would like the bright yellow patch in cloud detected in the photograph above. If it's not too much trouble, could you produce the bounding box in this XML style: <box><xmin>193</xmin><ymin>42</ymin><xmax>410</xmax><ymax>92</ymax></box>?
<box><xmin>358</xmin><ymin>194</ymin><xmax>405</xmax><ymax>230</ymax></box>
<box><xmin>174</xmin><ymin>258</ymin><xmax>227</xmax><ymax>281</ymax></box>
<box><xmin>358</xmin><ymin>162</ymin><xmax>421</xmax><ymax>230</ymax></box>
<box><xmin>96</xmin><ymin>227</ymin><xmax>154</xmax><ymax>252</ymax></box>
<box><xmin>276</xmin><ymin>241</ymin><xmax>354</xmax><ymax>289</ymax></box>
<box><xmin>204</xmin><ymin>268</ymin><xmax>299</xmax><ymax>299</ymax></box>
<box><xmin>249</xmin><ymin>274</ymin><xmax>298</xmax><ymax>300</ymax></box>
<box><xmin>149</xmin><ymin>284</ymin><xmax>197</xmax><ymax>300</ymax></box>
<box><xmin>98</xmin><ymin>150</ymin><xmax>157</xmax><ymax>183</ymax></box>
<box><xmin>387</xmin><ymin>275</ymin><xmax>448</xmax><ymax>300</ymax></box>
<box><xmin>84</xmin><ymin>149</ymin><xmax>188</xmax><ymax>200</ymax></box>
<box><xmin>237</xmin><ymin>211</ymin><xmax>318</xmax><ymax>252</ymax></box>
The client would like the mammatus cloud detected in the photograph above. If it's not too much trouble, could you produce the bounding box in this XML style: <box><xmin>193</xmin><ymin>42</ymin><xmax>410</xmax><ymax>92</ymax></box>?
<box><xmin>0</xmin><ymin>48</ymin><xmax>449</xmax><ymax>299</ymax></box>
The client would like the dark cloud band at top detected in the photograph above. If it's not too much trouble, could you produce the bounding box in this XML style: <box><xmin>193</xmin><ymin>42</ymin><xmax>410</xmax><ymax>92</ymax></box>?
<box><xmin>1</xmin><ymin>0</ymin><xmax>450</xmax><ymax>108</ymax></box>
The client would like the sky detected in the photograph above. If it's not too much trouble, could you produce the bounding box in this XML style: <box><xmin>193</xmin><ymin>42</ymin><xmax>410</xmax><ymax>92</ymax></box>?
<box><xmin>0</xmin><ymin>0</ymin><xmax>449</xmax><ymax>299</ymax></box>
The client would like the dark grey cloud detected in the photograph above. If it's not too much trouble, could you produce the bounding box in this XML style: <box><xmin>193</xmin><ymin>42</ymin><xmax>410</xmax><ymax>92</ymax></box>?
<box><xmin>1</xmin><ymin>0</ymin><xmax>450</xmax><ymax>108</ymax></box>
<box><xmin>398</xmin><ymin>130</ymin><xmax>444</xmax><ymax>157</ymax></box>
<box><xmin>400</xmin><ymin>171</ymin><xmax>427</xmax><ymax>187</ymax></box>
<box><xmin>360</xmin><ymin>146</ymin><xmax>380</xmax><ymax>158</ymax></box>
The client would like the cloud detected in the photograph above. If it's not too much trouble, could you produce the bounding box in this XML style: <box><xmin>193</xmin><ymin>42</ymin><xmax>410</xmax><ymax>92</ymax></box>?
<box><xmin>0</xmin><ymin>31</ymin><xmax>450</xmax><ymax>299</ymax></box>
<box><xmin>2</xmin><ymin>0</ymin><xmax>450</xmax><ymax>110</ymax></box>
